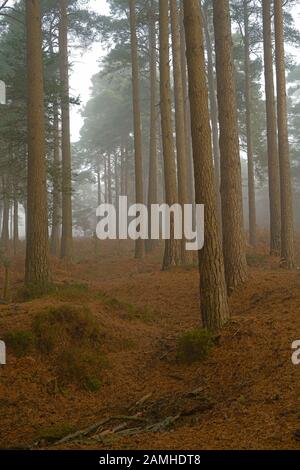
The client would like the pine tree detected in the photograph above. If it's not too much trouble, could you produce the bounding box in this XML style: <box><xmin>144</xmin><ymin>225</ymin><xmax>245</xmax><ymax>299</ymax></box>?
<box><xmin>59</xmin><ymin>0</ymin><xmax>73</xmax><ymax>261</ymax></box>
<box><xmin>262</xmin><ymin>0</ymin><xmax>281</xmax><ymax>256</ymax></box>
<box><xmin>212</xmin><ymin>0</ymin><xmax>248</xmax><ymax>291</ymax></box>
<box><xmin>274</xmin><ymin>0</ymin><xmax>295</xmax><ymax>268</ymax></box>
<box><xmin>25</xmin><ymin>0</ymin><xmax>50</xmax><ymax>289</ymax></box>
<box><xmin>183</xmin><ymin>0</ymin><xmax>229</xmax><ymax>331</ymax></box>
<box><xmin>159</xmin><ymin>0</ymin><xmax>180</xmax><ymax>269</ymax></box>
<box><xmin>129</xmin><ymin>0</ymin><xmax>145</xmax><ymax>259</ymax></box>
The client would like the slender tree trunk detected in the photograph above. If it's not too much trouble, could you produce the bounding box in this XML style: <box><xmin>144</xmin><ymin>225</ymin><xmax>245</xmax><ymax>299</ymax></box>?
<box><xmin>129</xmin><ymin>0</ymin><xmax>145</xmax><ymax>259</ymax></box>
<box><xmin>146</xmin><ymin>0</ymin><xmax>158</xmax><ymax>253</ymax></box>
<box><xmin>25</xmin><ymin>0</ymin><xmax>50</xmax><ymax>288</ymax></box>
<box><xmin>212</xmin><ymin>0</ymin><xmax>248</xmax><ymax>291</ymax></box>
<box><xmin>1</xmin><ymin>176</ymin><xmax>9</xmax><ymax>252</ymax></box>
<box><xmin>274</xmin><ymin>0</ymin><xmax>295</xmax><ymax>269</ymax></box>
<box><xmin>183</xmin><ymin>0</ymin><xmax>229</xmax><ymax>331</ymax></box>
<box><xmin>170</xmin><ymin>0</ymin><xmax>192</xmax><ymax>265</ymax></box>
<box><xmin>179</xmin><ymin>1</ymin><xmax>194</xmax><ymax>206</ymax></box>
<box><xmin>108</xmin><ymin>154</ymin><xmax>112</xmax><ymax>204</ymax></box>
<box><xmin>202</xmin><ymin>4</ymin><xmax>222</xmax><ymax>229</ymax></box>
<box><xmin>262</xmin><ymin>0</ymin><xmax>281</xmax><ymax>255</ymax></box>
<box><xmin>50</xmin><ymin>101</ymin><xmax>61</xmax><ymax>256</ymax></box>
<box><xmin>59</xmin><ymin>0</ymin><xmax>73</xmax><ymax>261</ymax></box>
<box><xmin>243</xmin><ymin>0</ymin><xmax>256</xmax><ymax>246</ymax></box>
<box><xmin>13</xmin><ymin>193</ymin><xmax>19</xmax><ymax>256</ymax></box>
<box><xmin>159</xmin><ymin>0</ymin><xmax>180</xmax><ymax>269</ymax></box>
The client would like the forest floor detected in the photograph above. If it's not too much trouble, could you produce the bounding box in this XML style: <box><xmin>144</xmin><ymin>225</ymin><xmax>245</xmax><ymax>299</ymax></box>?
<box><xmin>1</xmin><ymin>238</ymin><xmax>300</xmax><ymax>450</ymax></box>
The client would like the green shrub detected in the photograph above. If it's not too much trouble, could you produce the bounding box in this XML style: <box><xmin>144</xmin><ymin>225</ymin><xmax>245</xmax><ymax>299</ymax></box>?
<box><xmin>177</xmin><ymin>328</ymin><xmax>213</xmax><ymax>364</ymax></box>
<box><xmin>4</xmin><ymin>330</ymin><xmax>35</xmax><ymax>357</ymax></box>
<box><xmin>56</xmin><ymin>348</ymin><xmax>104</xmax><ymax>391</ymax></box>
<box><xmin>32</xmin><ymin>304</ymin><xmax>102</xmax><ymax>354</ymax></box>
<box><xmin>32</xmin><ymin>305</ymin><xmax>105</xmax><ymax>390</ymax></box>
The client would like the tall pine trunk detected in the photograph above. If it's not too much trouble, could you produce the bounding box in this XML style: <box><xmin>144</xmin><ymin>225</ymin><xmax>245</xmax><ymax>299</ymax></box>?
<box><xmin>274</xmin><ymin>0</ymin><xmax>295</xmax><ymax>269</ymax></box>
<box><xmin>50</xmin><ymin>101</ymin><xmax>61</xmax><ymax>256</ymax></box>
<box><xmin>146</xmin><ymin>0</ymin><xmax>158</xmax><ymax>253</ymax></box>
<box><xmin>202</xmin><ymin>4</ymin><xmax>222</xmax><ymax>229</ymax></box>
<box><xmin>243</xmin><ymin>0</ymin><xmax>256</xmax><ymax>247</ymax></box>
<box><xmin>129</xmin><ymin>0</ymin><xmax>145</xmax><ymax>259</ymax></box>
<box><xmin>183</xmin><ymin>0</ymin><xmax>229</xmax><ymax>331</ymax></box>
<box><xmin>262</xmin><ymin>0</ymin><xmax>281</xmax><ymax>256</ymax></box>
<box><xmin>170</xmin><ymin>0</ymin><xmax>192</xmax><ymax>265</ymax></box>
<box><xmin>25</xmin><ymin>0</ymin><xmax>50</xmax><ymax>288</ymax></box>
<box><xmin>59</xmin><ymin>0</ymin><xmax>73</xmax><ymax>261</ymax></box>
<box><xmin>159</xmin><ymin>0</ymin><xmax>180</xmax><ymax>269</ymax></box>
<box><xmin>212</xmin><ymin>0</ymin><xmax>248</xmax><ymax>291</ymax></box>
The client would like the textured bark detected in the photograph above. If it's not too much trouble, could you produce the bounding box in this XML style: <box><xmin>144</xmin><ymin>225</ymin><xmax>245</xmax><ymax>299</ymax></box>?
<box><xmin>59</xmin><ymin>0</ymin><xmax>73</xmax><ymax>260</ymax></box>
<box><xmin>13</xmin><ymin>193</ymin><xmax>19</xmax><ymax>256</ymax></box>
<box><xmin>146</xmin><ymin>0</ymin><xmax>158</xmax><ymax>253</ymax></box>
<box><xmin>159</xmin><ymin>0</ymin><xmax>180</xmax><ymax>269</ymax></box>
<box><xmin>129</xmin><ymin>0</ymin><xmax>145</xmax><ymax>259</ymax></box>
<box><xmin>262</xmin><ymin>0</ymin><xmax>281</xmax><ymax>255</ymax></box>
<box><xmin>179</xmin><ymin>1</ymin><xmax>194</xmax><ymax>206</ymax></box>
<box><xmin>243</xmin><ymin>0</ymin><xmax>256</xmax><ymax>246</ymax></box>
<box><xmin>212</xmin><ymin>0</ymin><xmax>248</xmax><ymax>291</ymax></box>
<box><xmin>183</xmin><ymin>0</ymin><xmax>229</xmax><ymax>331</ymax></box>
<box><xmin>1</xmin><ymin>176</ymin><xmax>9</xmax><ymax>252</ymax></box>
<box><xmin>202</xmin><ymin>4</ymin><xmax>222</xmax><ymax>229</ymax></box>
<box><xmin>50</xmin><ymin>101</ymin><xmax>61</xmax><ymax>256</ymax></box>
<box><xmin>274</xmin><ymin>0</ymin><xmax>295</xmax><ymax>268</ymax></box>
<box><xmin>25</xmin><ymin>0</ymin><xmax>50</xmax><ymax>288</ymax></box>
<box><xmin>170</xmin><ymin>0</ymin><xmax>192</xmax><ymax>265</ymax></box>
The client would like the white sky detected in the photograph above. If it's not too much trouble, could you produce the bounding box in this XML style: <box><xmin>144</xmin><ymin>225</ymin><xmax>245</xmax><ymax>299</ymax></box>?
<box><xmin>70</xmin><ymin>0</ymin><xmax>110</xmax><ymax>141</ymax></box>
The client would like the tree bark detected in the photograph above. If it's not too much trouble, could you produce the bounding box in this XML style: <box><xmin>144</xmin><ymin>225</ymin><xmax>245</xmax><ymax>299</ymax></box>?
<box><xmin>170</xmin><ymin>0</ymin><xmax>192</xmax><ymax>265</ymax></box>
<box><xmin>50</xmin><ymin>100</ymin><xmax>61</xmax><ymax>256</ymax></box>
<box><xmin>212</xmin><ymin>0</ymin><xmax>248</xmax><ymax>291</ymax></box>
<box><xmin>146</xmin><ymin>0</ymin><xmax>158</xmax><ymax>253</ymax></box>
<box><xmin>262</xmin><ymin>0</ymin><xmax>281</xmax><ymax>255</ymax></box>
<box><xmin>202</xmin><ymin>3</ymin><xmax>222</xmax><ymax>230</ymax></box>
<box><xmin>25</xmin><ymin>0</ymin><xmax>50</xmax><ymax>288</ymax></box>
<box><xmin>274</xmin><ymin>0</ymin><xmax>295</xmax><ymax>268</ymax></box>
<box><xmin>59</xmin><ymin>0</ymin><xmax>73</xmax><ymax>261</ymax></box>
<box><xmin>183</xmin><ymin>0</ymin><xmax>229</xmax><ymax>331</ymax></box>
<box><xmin>159</xmin><ymin>0</ymin><xmax>180</xmax><ymax>269</ymax></box>
<box><xmin>129</xmin><ymin>0</ymin><xmax>145</xmax><ymax>259</ymax></box>
<box><xmin>243</xmin><ymin>0</ymin><xmax>256</xmax><ymax>247</ymax></box>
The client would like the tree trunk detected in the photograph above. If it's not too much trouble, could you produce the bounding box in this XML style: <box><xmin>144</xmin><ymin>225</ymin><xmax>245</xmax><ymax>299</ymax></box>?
<box><xmin>146</xmin><ymin>0</ymin><xmax>158</xmax><ymax>254</ymax></box>
<box><xmin>262</xmin><ymin>0</ymin><xmax>281</xmax><ymax>256</ymax></box>
<box><xmin>13</xmin><ymin>193</ymin><xmax>19</xmax><ymax>256</ymax></box>
<box><xmin>170</xmin><ymin>0</ymin><xmax>192</xmax><ymax>265</ymax></box>
<box><xmin>159</xmin><ymin>0</ymin><xmax>180</xmax><ymax>269</ymax></box>
<box><xmin>25</xmin><ymin>0</ymin><xmax>50</xmax><ymax>288</ymax></box>
<box><xmin>202</xmin><ymin>4</ymin><xmax>222</xmax><ymax>230</ymax></box>
<box><xmin>1</xmin><ymin>177</ymin><xmax>9</xmax><ymax>252</ymax></box>
<box><xmin>183</xmin><ymin>0</ymin><xmax>229</xmax><ymax>331</ymax></box>
<box><xmin>243</xmin><ymin>0</ymin><xmax>256</xmax><ymax>247</ymax></box>
<box><xmin>59</xmin><ymin>0</ymin><xmax>73</xmax><ymax>261</ymax></box>
<box><xmin>129</xmin><ymin>0</ymin><xmax>145</xmax><ymax>259</ymax></box>
<box><xmin>50</xmin><ymin>101</ymin><xmax>61</xmax><ymax>256</ymax></box>
<box><xmin>179</xmin><ymin>1</ymin><xmax>194</xmax><ymax>206</ymax></box>
<box><xmin>274</xmin><ymin>0</ymin><xmax>295</xmax><ymax>268</ymax></box>
<box><xmin>212</xmin><ymin>0</ymin><xmax>248</xmax><ymax>291</ymax></box>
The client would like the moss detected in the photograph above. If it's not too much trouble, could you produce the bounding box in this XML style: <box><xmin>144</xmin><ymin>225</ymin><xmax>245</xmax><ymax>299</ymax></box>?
<box><xmin>36</xmin><ymin>424</ymin><xmax>75</xmax><ymax>443</ymax></box>
<box><xmin>4</xmin><ymin>330</ymin><xmax>35</xmax><ymax>357</ymax></box>
<box><xmin>97</xmin><ymin>291</ymin><xmax>154</xmax><ymax>322</ymax></box>
<box><xmin>176</xmin><ymin>328</ymin><xmax>214</xmax><ymax>364</ymax></box>
<box><xmin>51</xmin><ymin>283</ymin><xmax>91</xmax><ymax>302</ymax></box>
